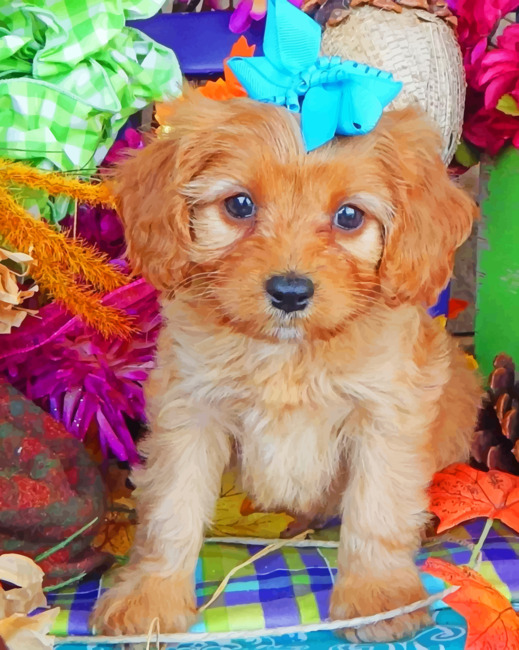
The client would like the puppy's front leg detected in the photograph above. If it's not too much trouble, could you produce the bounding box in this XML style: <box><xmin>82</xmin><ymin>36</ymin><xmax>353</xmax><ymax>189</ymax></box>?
<box><xmin>330</xmin><ymin>425</ymin><xmax>433</xmax><ymax>643</ymax></box>
<box><xmin>93</xmin><ymin>405</ymin><xmax>230</xmax><ymax>635</ymax></box>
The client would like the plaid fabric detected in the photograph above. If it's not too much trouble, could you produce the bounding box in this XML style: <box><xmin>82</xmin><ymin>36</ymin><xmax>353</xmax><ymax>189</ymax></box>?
<box><xmin>0</xmin><ymin>378</ymin><xmax>109</xmax><ymax>586</ymax></box>
<box><xmin>0</xmin><ymin>0</ymin><xmax>181</xmax><ymax>221</ymax></box>
<box><xmin>45</xmin><ymin>519</ymin><xmax>519</xmax><ymax>638</ymax></box>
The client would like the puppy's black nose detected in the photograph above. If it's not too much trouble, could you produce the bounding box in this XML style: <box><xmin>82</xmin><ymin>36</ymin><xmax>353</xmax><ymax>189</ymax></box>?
<box><xmin>266</xmin><ymin>275</ymin><xmax>314</xmax><ymax>313</ymax></box>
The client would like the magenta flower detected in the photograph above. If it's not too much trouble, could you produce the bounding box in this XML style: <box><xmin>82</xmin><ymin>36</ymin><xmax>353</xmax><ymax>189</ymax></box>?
<box><xmin>0</xmin><ymin>128</ymin><xmax>159</xmax><ymax>464</ymax></box>
<box><xmin>463</xmin><ymin>89</ymin><xmax>519</xmax><ymax>155</ymax></box>
<box><xmin>477</xmin><ymin>24</ymin><xmax>519</xmax><ymax>109</ymax></box>
<box><xmin>61</xmin><ymin>128</ymin><xmax>144</xmax><ymax>259</ymax></box>
<box><xmin>1</xmin><ymin>274</ymin><xmax>161</xmax><ymax>464</ymax></box>
<box><xmin>449</xmin><ymin>0</ymin><xmax>519</xmax><ymax>157</ymax></box>
<box><xmin>456</xmin><ymin>0</ymin><xmax>519</xmax><ymax>87</ymax></box>
<box><xmin>230</xmin><ymin>0</ymin><xmax>303</xmax><ymax>33</ymax></box>
<box><xmin>103</xmin><ymin>127</ymin><xmax>144</xmax><ymax>166</ymax></box>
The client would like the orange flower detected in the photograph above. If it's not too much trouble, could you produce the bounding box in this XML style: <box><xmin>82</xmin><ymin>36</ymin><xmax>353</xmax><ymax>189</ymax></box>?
<box><xmin>155</xmin><ymin>37</ymin><xmax>256</xmax><ymax>134</ymax></box>
<box><xmin>199</xmin><ymin>36</ymin><xmax>256</xmax><ymax>101</ymax></box>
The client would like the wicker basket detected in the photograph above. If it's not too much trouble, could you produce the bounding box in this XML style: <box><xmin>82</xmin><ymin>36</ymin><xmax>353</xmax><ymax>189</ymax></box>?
<box><xmin>320</xmin><ymin>5</ymin><xmax>465</xmax><ymax>164</ymax></box>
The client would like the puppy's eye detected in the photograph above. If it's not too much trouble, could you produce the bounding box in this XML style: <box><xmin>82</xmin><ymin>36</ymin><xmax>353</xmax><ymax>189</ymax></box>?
<box><xmin>224</xmin><ymin>194</ymin><xmax>256</xmax><ymax>220</ymax></box>
<box><xmin>334</xmin><ymin>204</ymin><xmax>364</xmax><ymax>231</ymax></box>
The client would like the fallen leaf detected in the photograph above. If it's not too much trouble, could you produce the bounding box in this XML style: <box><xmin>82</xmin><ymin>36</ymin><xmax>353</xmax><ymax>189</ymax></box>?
<box><xmin>93</xmin><ymin>516</ymin><xmax>135</xmax><ymax>557</ymax></box>
<box><xmin>0</xmin><ymin>555</ymin><xmax>46</xmax><ymax>619</ymax></box>
<box><xmin>0</xmin><ymin>608</ymin><xmax>59</xmax><ymax>650</ymax></box>
<box><xmin>0</xmin><ymin>248</ymin><xmax>34</xmax><ymax>267</ymax></box>
<box><xmin>208</xmin><ymin>471</ymin><xmax>294</xmax><ymax>538</ymax></box>
<box><xmin>423</xmin><ymin>557</ymin><xmax>519</xmax><ymax>649</ymax></box>
<box><xmin>429</xmin><ymin>463</ymin><xmax>519</xmax><ymax>533</ymax></box>
<box><xmin>448</xmin><ymin>298</ymin><xmax>469</xmax><ymax>319</ymax></box>
<box><xmin>0</xmin><ymin>249</ymin><xmax>38</xmax><ymax>333</ymax></box>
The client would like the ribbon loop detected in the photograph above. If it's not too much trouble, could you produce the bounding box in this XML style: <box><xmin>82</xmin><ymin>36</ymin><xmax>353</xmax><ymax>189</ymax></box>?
<box><xmin>227</xmin><ymin>0</ymin><xmax>402</xmax><ymax>151</ymax></box>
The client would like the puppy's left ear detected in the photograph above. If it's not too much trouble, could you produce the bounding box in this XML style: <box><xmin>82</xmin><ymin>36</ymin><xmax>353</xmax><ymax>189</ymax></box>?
<box><xmin>376</xmin><ymin>108</ymin><xmax>478</xmax><ymax>307</ymax></box>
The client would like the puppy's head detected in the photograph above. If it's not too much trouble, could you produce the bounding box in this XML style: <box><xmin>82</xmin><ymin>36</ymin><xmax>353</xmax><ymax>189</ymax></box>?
<box><xmin>113</xmin><ymin>91</ymin><xmax>477</xmax><ymax>341</ymax></box>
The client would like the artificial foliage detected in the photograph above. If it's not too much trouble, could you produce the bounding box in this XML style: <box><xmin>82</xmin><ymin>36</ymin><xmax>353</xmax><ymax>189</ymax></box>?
<box><xmin>1</xmin><ymin>275</ymin><xmax>160</xmax><ymax>464</ymax></box>
<box><xmin>0</xmin><ymin>554</ymin><xmax>59</xmax><ymax>650</ymax></box>
<box><xmin>0</xmin><ymin>129</ymin><xmax>157</xmax><ymax>462</ymax></box>
<box><xmin>0</xmin><ymin>248</ymin><xmax>37</xmax><ymax>334</ymax></box>
<box><xmin>0</xmin><ymin>0</ymin><xmax>181</xmax><ymax>223</ymax></box>
<box><xmin>429</xmin><ymin>463</ymin><xmax>519</xmax><ymax>533</ymax></box>
<box><xmin>426</xmin><ymin>462</ymin><xmax>519</xmax><ymax>647</ymax></box>
<box><xmin>424</xmin><ymin>558</ymin><xmax>519</xmax><ymax>649</ymax></box>
<box><xmin>454</xmin><ymin>0</ymin><xmax>519</xmax><ymax>158</ymax></box>
<box><xmin>0</xmin><ymin>160</ymin><xmax>132</xmax><ymax>339</ymax></box>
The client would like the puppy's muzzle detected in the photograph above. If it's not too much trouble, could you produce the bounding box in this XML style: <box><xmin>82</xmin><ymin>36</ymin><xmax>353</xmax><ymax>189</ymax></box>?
<box><xmin>265</xmin><ymin>274</ymin><xmax>314</xmax><ymax>313</ymax></box>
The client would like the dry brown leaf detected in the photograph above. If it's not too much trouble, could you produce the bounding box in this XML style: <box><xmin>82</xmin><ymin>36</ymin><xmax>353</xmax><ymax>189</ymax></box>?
<box><xmin>0</xmin><ymin>265</ymin><xmax>20</xmax><ymax>305</ymax></box>
<box><xmin>94</xmin><ymin>517</ymin><xmax>136</xmax><ymax>557</ymax></box>
<box><xmin>398</xmin><ymin>0</ymin><xmax>429</xmax><ymax>8</ymax></box>
<box><xmin>0</xmin><ymin>308</ymin><xmax>27</xmax><ymax>334</ymax></box>
<box><xmin>208</xmin><ymin>472</ymin><xmax>294</xmax><ymax>538</ymax></box>
<box><xmin>0</xmin><ymin>608</ymin><xmax>59</xmax><ymax>650</ymax></box>
<box><xmin>0</xmin><ymin>248</ymin><xmax>38</xmax><ymax>333</ymax></box>
<box><xmin>0</xmin><ymin>248</ymin><xmax>34</xmax><ymax>267</ymax></box>
<box><xmin>0</xmin><ymin>555</ymin><xmax>47</xmax><ymax>619</ymax></box>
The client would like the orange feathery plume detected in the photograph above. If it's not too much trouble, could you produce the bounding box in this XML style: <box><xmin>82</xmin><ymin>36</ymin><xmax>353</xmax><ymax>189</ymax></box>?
<box><xmin>0</xmin><ymin>159</ymin><xmax>116</xmax><ymax>209</ymax></box>
<box><xmin>0</xmin><ymin>160</ymin><xmax>132</xmax><ymax>339</ymax></box>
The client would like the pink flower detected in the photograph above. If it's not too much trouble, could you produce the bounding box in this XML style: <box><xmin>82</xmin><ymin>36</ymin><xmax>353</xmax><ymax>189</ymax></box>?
<box><xmin>464</xmin><ymin>104</ymin><xmax>519</xmax><ymax>155</ymax></box>
<box><xmin>450</xmin><ymin>0</ymin><xmax>519</xmax><ymax>157</ymax></box>
<box><xmin>456</xmin><ymin>0</ymin><xmax>519</xmax><ymax>88</ymax></box>
<box><xmin>103</xmin><ymin>127</ymin><xmax>144</xmax><ymax>167</ymax></box>
<box><xmin>230</xmin><ymin>0</ymin><xmax>303</xmax><ymax>33</ymax></box>
<box><xmin>477</xmin><ymin>24</ymin><xmax>519</xmax><ymax>109</ymax></box>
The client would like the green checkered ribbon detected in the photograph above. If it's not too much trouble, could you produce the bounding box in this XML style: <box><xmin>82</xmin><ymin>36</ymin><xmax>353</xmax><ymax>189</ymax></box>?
<box><xmin>0</xmin><ymin>0</ymin><xmax>181</xmax><ymax>222</ymax></box>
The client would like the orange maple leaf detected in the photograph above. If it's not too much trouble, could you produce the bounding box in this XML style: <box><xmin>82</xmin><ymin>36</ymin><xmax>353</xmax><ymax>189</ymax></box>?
<box><xmin>429</xmin><ymin>463</ymin><xmax>519</xmax><ymax>533</ymax></box>
<box><xmin>424</xmin><ymin>557</ymin><xmax>519</xmax><ymax>649</ymax></box>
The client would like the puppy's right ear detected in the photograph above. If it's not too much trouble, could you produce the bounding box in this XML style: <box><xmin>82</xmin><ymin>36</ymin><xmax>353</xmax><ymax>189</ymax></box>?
<box><xmin>109</xmin><ymin>129</ymin><xmax>195</xmax><ymax>291</ymax></box>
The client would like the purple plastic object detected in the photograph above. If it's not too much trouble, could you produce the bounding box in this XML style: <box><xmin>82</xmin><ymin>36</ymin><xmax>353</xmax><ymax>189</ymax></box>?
<box><xmin>428</xmin><ymin>284</ymin><xmax>451</xmax><ymax>318</ymax></box>
<box><xmin>128</xmin><ymin>12</ymin><xmax>265</xmax><ymax>77</ymax></box>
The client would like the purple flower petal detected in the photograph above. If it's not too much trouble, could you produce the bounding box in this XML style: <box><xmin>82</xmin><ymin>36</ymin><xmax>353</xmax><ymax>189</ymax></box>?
<box><xmin>230</xmin><ymin>0</ymin><xmax>254</xmax><ymax>34</ymax></box>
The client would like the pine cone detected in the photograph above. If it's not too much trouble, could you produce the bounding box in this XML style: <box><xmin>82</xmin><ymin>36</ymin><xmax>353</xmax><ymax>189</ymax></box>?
<box><xmin>303</xmin><ymin>0</ymin><xmax>455</xmax><ymax>27</ymax></box>
<box><xmin>471</xmin><ymin>354</ymin><xmax>519</xmax><ymax>475</ymax></box>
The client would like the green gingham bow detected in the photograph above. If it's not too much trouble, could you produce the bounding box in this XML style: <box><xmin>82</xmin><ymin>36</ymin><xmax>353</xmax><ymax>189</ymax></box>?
<box><xmin>0</xmin><ymin>0</ymin><xmax>181</xmax><ymax>222</ymax></box>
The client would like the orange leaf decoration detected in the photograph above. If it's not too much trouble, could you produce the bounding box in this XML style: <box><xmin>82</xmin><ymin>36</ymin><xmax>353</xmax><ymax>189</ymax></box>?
<box><xmin>424</xmin><ymin>557</ymin><xmax>519</xmax><ymax>649</ymax></box>
<box><xmin>429</xmin><ymin>463</ymin><xmax>519</xmax><ymax>533</ymax></box>
<box><xmin>448</xmin><ymin>298</ymin><xmax>469</xmax><ymax>319</ymax></box>
<box><xmin>155</xmin><ymin>37</ymin><xmax>255</xmax><ymax>134</ymax></box>
<box><xmin>199</xmin><ymin>36</ymin><xmax>256</xmax><ymax>101</ymax></box>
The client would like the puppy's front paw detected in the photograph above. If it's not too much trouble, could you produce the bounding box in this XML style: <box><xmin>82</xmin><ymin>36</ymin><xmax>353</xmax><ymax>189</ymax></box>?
<box><xmin>92</xmin><ymin>571</ymin><xmax>196</xmax><ymax>635</ymax></box>
<box><xmin>330</xmin><ymin>570</ymin><xmax>432</xmax><ymax>643</ymax></box>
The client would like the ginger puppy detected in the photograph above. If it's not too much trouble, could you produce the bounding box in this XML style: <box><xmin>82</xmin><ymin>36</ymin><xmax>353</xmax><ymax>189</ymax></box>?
<box><xmin>93</xmin><ymin>92</ymin><xmax>481</xmax><ymax>642</ymax></box>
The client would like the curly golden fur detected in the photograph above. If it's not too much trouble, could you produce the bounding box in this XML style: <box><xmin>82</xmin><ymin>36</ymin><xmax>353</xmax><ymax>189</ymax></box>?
<box><xmin>93</xmin><ymin>92</ymin><xmax>481</xmax><ymax>642</ymax></box>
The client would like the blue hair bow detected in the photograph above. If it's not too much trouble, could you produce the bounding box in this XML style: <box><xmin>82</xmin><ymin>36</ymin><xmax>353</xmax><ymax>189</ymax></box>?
<box><xmin>227</xmin><ymin>0</ymin><xmax>402</xmax><ymax>152</ymax></box>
